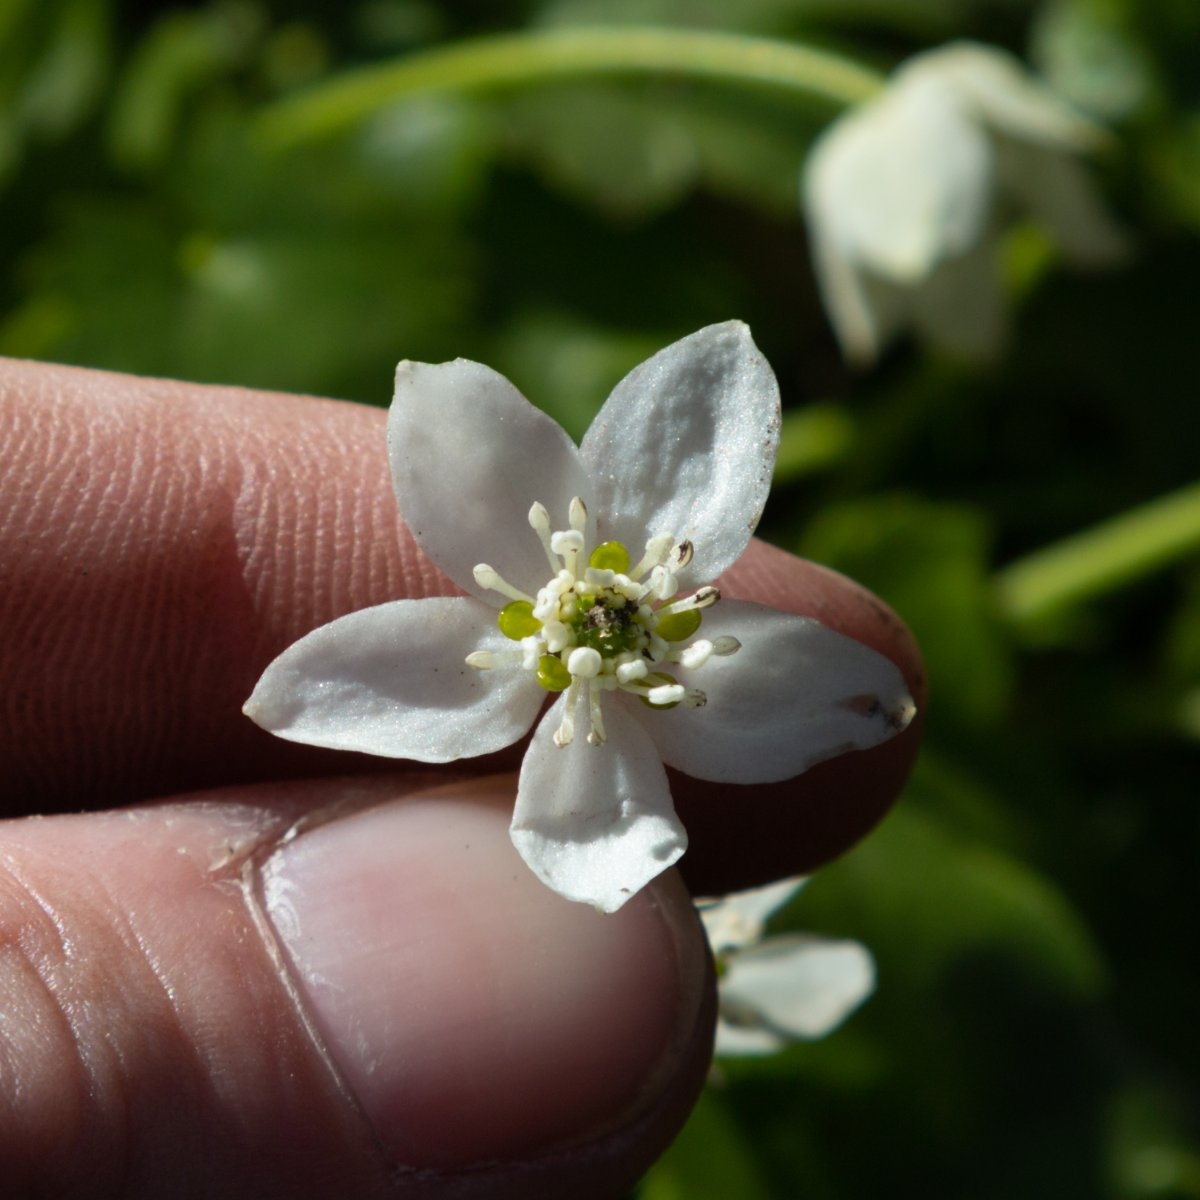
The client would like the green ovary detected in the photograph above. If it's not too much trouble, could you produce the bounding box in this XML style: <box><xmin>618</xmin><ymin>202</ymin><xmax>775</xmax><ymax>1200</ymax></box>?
<box><xmin>570</xmin><ymin>598</ymin><xmax>644</xmax><ymax>657</ymax></box>
<box><xmin>498</xmin><ymin>600</ymin><xmax>542</xmax><ymax>640</ymax></box>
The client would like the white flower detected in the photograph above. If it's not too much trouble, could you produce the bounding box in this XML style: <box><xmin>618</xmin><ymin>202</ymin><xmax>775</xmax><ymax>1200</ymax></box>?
<box><xmin>243</xmin><ymin>322</ymin><xmax>915</xmax><ymax>912</ymax></box>
<box><xmin>700</xmin><ymin>877</ymin><xmax>875</xmax><ymax>1056</ymax></box>
<box><xmin>803</xmin><ymin>41</ymin><xmax>1127</xmax><ymax>365</ymax></box>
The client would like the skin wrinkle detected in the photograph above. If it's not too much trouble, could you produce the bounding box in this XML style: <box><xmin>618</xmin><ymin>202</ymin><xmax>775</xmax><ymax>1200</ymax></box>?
<box><xmin>0</xmin><ymin>848</ymin><xmax>111</xmax><ymax>1193</ymax></box>
<box><xmin>0</xmin><ymin>803</ymin><xmax>392</xmax><ymax>1197</ymax></box>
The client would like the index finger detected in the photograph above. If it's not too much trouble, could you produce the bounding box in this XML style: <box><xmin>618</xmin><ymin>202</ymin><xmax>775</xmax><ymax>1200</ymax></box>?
<box><xmin>0</xmin><ymin>358</ymin><xmax>922</xmax><ymax>890</ymax></box>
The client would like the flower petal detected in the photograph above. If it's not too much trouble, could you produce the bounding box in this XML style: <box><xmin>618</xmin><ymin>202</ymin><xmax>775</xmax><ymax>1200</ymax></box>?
<box><xmin>698</xmin><ymin>877</ymin><xmax>808</xmax><ymax>955</ymax></box>
<box><xmin>910</xmin><ymin>237</ymin><xmax>1007</xmax><ymax>362</ymax></box>
<box><xmin>579</xmin><ymin>322</ymin><xmax>780</xmax><ymax>585</ymax></box>
<box><xmin>712</xmin><ymin>1019</ymin><xmax>787</xmax><ymax>1057</ymax></box>
<box><xmin>720</xmin><ymin>935</ymin><xmax>875</xmax><ymax>1046</ymax></box>
<box><xmin>997</xmin><ymin>141</ymin><xmax>1129</xmax><ymax>266</ymax></box>
<box><xmin>510</xmin><ymin>695</ymin><xmax>686</xmax><ymax>913</ymax></box>
<box><xmin>243</xmin><ymin>597</ymin><xmax>542</xmax><ymax>761</ymax></box>
<box><xmin>388</xmin><ymin>359</ymin><xmax>592</xmax><ymax>600</ymax></box>
<box><xmin>921</xmin><ymin>41</ymin><xmax>1104</xmax><ymax>151</ymax></box>
<box><xmin>640</xmin><ymin>600</ymin><xmax>915</xmax><ymax>784</ymax></box>
<box><xmin>805</xmin><ymin>73</ymin><xmax>994</xmax><ymax>284</ymax></box>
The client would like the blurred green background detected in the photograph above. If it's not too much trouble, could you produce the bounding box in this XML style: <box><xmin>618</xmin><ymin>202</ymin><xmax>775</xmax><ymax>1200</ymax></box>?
<box><xmin>3</xmin><ymin>1</ymin><xmax>1197</xmax><ymax>1196</ymax></box>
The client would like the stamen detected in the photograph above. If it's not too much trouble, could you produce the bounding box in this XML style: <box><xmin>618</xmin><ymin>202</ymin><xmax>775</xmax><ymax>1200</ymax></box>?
<box><xmin>673</xmin><ymin>639</ymin><xmax>714</xmax><ymax>669</ymax></box>
<box><xmin>550</xmin><ymin>529</ymin><xmax>584</xmax><ymax>576</ymax></box>
<box><xmin>528</xmin><ymin>502</ymin><xmax>559</xmax><ymax>573</ymax></box>
<box><xmin>712</xmin><ymin>635</ymin><xmax>741</xmax><ymax>656</ymax></box>
<box><xmin>465</xmin><ymin>649</ymin><xmax>525</xmax><ymax>670</ymax></box>
<box><xmin>638</xmin><ymin>563</ymin><xmax>679</xmax><ymax>602</ymax></box>
<box><xmin>683</xmin><ymin>688</ymin><xmax>708</xmax><ymax>708</ymax></box>
<box><xmin>586</xmin><ymin>681</ymin><xmax>607</xmax><ymax>745</ymax></box>
<box><xmin>657</xmin><ymin>586</ymin><xmax>720</xmax><ymax>617</ymax></box>
<box><xmin>629</xmin><ymin>534</ymin><xmax>674</xmax><ymax>581</ymax></box>
<box><xmin>542</xmin><ymin>619</ymin><xmax>571</xmax><ymax>652</ymax></box>
<box><xmin>566</xmin><ymin>646</ymin><xmax>602</xmax><ymax>679</ymax></box>
<box><xmin>616</xmin><ymin>659</ymin><xmax>648</xmax><ymax>684</ymax></box>
<box><xmin>569</xmin><ymin>496</ymin><xmax>588</xmax><ymax>532</ymax></box>
<box><xmin>473</xmin><ymin>564</ymin><xmax>534</xmax><ymax>604</ymax></box>
<box><xmin>553</xmin><ymin>680</ymin><xmax>580</xmax><ymax>747</ymax></box>
<box><xmin>668</xmin><ymin>541</ymin><xmax>694</xmax><ymax>570</ymax></box>
<box><xmin>647</xmin><ymin>682</ymin><xmax>686</xmax><ymax>706</ymax></box>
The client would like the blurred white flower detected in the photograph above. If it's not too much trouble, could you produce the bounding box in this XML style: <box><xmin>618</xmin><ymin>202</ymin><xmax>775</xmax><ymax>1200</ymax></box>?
<box><xmin>803</xmin><ymin>41</ymin><xmax>1127</xmax><ymax>365</ymax></box>
<box><xmin>699</xmin><ymin>877</ymin><xmax>875</xmax><ymax>1056</ymax></box>
<box><xmin>244</xmin><ymin>323</ymin><xmax>916</xmax><ymax>913</ymax></box>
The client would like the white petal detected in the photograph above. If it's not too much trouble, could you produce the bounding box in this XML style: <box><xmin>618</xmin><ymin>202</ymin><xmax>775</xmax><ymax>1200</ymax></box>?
<box><xmin>997</xmin><ymin>141</ymin><xmax>1129</xmax><ymax>265</ymax></box>
<box><xmin>510</xmin><ymin>696</ymin><xmax>686</xmax><ymax>912</ymax></box>
<box><xmin>640</xmin><ymin>600</ymin><xmax>915</xmax><ymax>784</ymax></box>
<box><xmin>720</xmin><ymin>935</ymin><xmax>875</xmax><ymax>1043</ymax></box>
<box><xmin>243</xmin><ymin>597</ymin><xmax>542</xmax><ymax>761</ymax></box>
<box><xmin>388</xmin><ymin>359</ymin><xmax>593</xmax><ymax>600</ymax></box>
<box><xmin>910</xmin><ymin>238</ymin><xmax>1007</xmax><ymax>362</ymax></box>
<box><xmin>805</xmin><ymin>209</ymin><xmax>907</xmax><ymax>365</ymax></box>
<box><xmin>805</xmin><ymin>74</ymin><xmax>994</xmax><ymax>284</ymax></box>
<box><xmin>698</xmin><ymin>877</ymin><xmax>808</xmax><ymax>955</ymax></box>
<box><xmin>712</xmin><ymin>1018</ymin><xmax>787</xmax><ymax>1057</ymax></box>
<box><xmin>916</xmin><ymin>41</ymin><xmax>1105</xmax><ymax>151</ymax></box>
<box><xmin>579</xmin><ymin>323</ymin><xmax>780</xmax><ymax>586</ymax></box>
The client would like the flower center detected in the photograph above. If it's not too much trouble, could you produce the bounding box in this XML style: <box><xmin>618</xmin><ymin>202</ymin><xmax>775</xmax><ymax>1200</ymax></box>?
<box><xmin>465</xmin><ymin>497</ymin><xmax>740</xmax><ymax>747</ymax></box>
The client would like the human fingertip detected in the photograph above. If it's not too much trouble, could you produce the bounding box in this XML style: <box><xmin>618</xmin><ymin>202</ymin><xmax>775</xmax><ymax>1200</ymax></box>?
<box><xmin>259</xmin><ymin>777</ymin><xmax>713</xmax><ymax>1193</ymax></box>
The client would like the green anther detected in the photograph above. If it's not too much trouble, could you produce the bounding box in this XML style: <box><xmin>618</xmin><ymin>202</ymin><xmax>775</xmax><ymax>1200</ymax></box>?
<box><xmin>536</xmin><ymin>653</ymin><xmax>572</xmax><ymax>691</ymax></box>
<box><xmin>497</xmin><ymin>600</ymin><xmax>541</xmax><ymax>640</ymax></box>
<box><xmin>655</xmin><ymin>608</ymin><xmax>701</xmax><ymax>643</ymax></box>
<box><xmin>588</xmin><ymin>540</ymin><xmax>631</xmax><ymax>573</ymax></box>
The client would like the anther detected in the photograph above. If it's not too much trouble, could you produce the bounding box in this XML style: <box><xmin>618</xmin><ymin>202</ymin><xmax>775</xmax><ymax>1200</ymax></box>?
<box><xmin>473</xmin><ymin>564</ymin><xmax>534</xmax><ymax>603</ymax></box>
<box><xmin>553</xmin><ymin>681</ymin><xmax>580</xmax><ymax>747</ymax></box>
<box><xmin>647</xmin><ymin>682</ymin><xmax>686</xmax><ymax>706</ymax></box>
<box><xmin>586</xmin><ymin>681</ymin><xmax>607</xmax><ymax>745</ymax></box>
<box><xmin>528</xmin><ymin>502</ymin><xmax>559</xmax><ymax>572</ymax></box>
<box><xmin>629</xmin><ymin>534</ymin><xmax>674</xmax><ymax>581</ymax></box>
<box><xmin>668</xmin><ymin>541</ymin><xmax>694</xmax><ymax>570</ymax></box>
<box><xmin>657</xmin><ymin>586</ymin><xmax>720</xmax><ymax>617</ymax></box>
<box><xmin>566</xmin><ymin>646</ymin><xmax>602</xmax><ymax>679</ymax></box>
<box><xmin>569</xmin><ymin>496</ymin><xmax>588</xmax><ymax>532</ymax></box>
<box><xmin>674</xmin><ymin>639</ymin><xmax>714</xmax><ymax>669</ymax></box>
<box><xmin>712</xmin><ymin>636</ymin><xmax>741</xmax><ymax>656</ymax></box>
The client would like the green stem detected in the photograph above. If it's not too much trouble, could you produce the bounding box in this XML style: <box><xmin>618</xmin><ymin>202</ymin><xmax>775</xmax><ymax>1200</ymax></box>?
<box><xmin>254</xmin><ymin>26</ymin><xmax>884</xmax><ymax>148</ymax></box>
<box><xmin>995</xmin><ymin>480</ymin><xmax>1200</xmax><ymax>626</ymax></box>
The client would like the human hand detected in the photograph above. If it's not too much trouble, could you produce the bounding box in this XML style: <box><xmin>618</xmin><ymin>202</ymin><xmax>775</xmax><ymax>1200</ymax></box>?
<box><xmin>0</xmin><ymin>358</ymin><xmax>923</xmax><ymax>1198</ymax></box>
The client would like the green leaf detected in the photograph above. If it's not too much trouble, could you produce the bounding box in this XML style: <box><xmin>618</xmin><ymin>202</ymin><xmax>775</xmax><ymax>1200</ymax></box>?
<box><xmin>807</xmin><ymin>803</ymin><xmax>1107</xmax><ymax>1001</ymax></box>
<box><xmin>798</xmin><ymin>494</ymin><xmax>1014</xmax><ymax>729</ymax></box>
<box><xmin>638</xmin><ymin>1090</ymin><xmax>775</xmax><ymax>1200</ymax></box>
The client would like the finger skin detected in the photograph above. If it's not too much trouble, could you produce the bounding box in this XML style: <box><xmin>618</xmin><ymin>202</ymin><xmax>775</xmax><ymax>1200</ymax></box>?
<box><xmin>0</xmin><ymin>358</ymin><xmax>923</xmax><ymax>887</ymax></box>
<box><xmin>0</xmin><ymin>775</ymin><xmax>714</xmax><ymax>1199</ymax></box>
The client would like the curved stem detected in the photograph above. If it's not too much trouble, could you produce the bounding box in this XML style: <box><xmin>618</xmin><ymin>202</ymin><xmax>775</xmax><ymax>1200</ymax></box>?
<box><xmin>995</xmin><ymin>480</ymin><xmax>1200</xmax><ymax>627</ymax></box>
<box><xmin>254</xmin><ymin>26</ymin><xmax>884</xmax><ymax>148</ymax></box>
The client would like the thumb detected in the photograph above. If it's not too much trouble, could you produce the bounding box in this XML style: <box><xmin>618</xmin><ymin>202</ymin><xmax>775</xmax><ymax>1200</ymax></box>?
<box><xmin>0</xmin><ymin>775</ymin><xmax>711</xmax><ymax>1199</ymax></box>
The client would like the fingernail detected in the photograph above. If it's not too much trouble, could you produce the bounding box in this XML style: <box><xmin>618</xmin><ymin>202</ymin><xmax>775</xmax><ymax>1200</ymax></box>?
<box><xmin>259</xmin><ymin>784</ymin><xmax>706</xmax><ymax>1170</ymax></box>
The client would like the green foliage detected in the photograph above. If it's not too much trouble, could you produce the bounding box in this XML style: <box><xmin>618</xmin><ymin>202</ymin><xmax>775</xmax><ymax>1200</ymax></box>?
<box><xmin>2</xmin><ymin>2</ymin><xmax>1197</xmax><ymax>1197</ymax></box>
